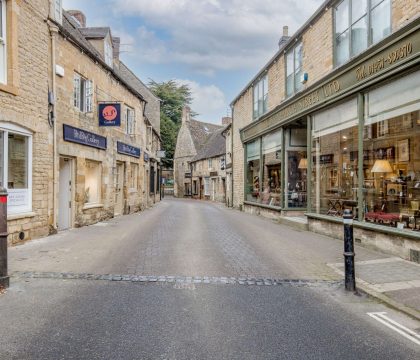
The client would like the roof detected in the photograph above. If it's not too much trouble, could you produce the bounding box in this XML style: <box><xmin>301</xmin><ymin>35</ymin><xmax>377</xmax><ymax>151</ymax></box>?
<box><xmin>187</xmin><ymin>120</ymin><xmax>222</xmax><ymax>156</ymax></box>
<box><xmin>79</xmin><ymin>27</ymin><xmax>110</xmax><ymax>39</ymax></box>
<box><xmin>191</xmin><ymin>125</ymin><xmax>226</xmax><ymax>162</ymax></box>
<box><xmin>60</xmin><ymin>11</ymin><xmax>145</xmax><ymax>103</ymax></box>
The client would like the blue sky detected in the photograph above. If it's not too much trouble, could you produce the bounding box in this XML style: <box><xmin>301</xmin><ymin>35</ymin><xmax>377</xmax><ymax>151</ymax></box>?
<box><xmin>63</xmin><ymin>0</ymin><xmax>323</xmax><ymax>124</ymax></box>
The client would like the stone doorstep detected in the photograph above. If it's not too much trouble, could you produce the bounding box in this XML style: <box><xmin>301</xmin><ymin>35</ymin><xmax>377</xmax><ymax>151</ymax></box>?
<box><xmin>327</xmin><ymin>262</ymin><xmax>420</xmax><ymax>321</ymax></box>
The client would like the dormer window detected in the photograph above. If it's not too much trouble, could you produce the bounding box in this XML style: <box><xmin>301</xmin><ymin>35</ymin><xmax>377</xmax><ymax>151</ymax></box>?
<box><xmin>104</xmin><ymin>40</ymin><xmax>113</xmax><ymax>67</ymax></box>
<box><xmin>51</xmin><ymin>0</ymin><xmax>63</xmax><ymax>25</ymax></box>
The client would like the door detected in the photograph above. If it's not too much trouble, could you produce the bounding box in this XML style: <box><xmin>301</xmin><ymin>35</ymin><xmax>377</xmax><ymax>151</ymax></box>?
<box><xmin>114</xmin><ymin>162</ymin><xmax>124</xmax><ymax>216</ymax></box>
<box><xmin>58</xmin><ymin>157</ymin><xmax>72</xmax><ymax>230</ymax></box>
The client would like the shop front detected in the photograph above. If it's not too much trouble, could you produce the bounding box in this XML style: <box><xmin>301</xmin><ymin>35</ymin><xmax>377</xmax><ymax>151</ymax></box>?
<box><xmin>240</xmin><ymin>19</ymin><xmax>420</xmax><ymax>259</ymax></box>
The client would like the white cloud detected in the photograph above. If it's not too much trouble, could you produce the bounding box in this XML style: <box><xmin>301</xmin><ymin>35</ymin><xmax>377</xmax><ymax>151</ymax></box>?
<box><xmin>175</xmin><ymin>79</ymin><xmax>227</xmax><ymax>124</ymax></box>
<box><xmin>112</xmin><ymin>0</ymin><xmax>324</xmax><ymax>74</ymax></box>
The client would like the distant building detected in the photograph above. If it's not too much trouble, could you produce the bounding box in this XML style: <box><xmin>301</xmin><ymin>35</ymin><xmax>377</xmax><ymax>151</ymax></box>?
<box><xmin>173</xmin><ymin>107</ymin><xmax>223</xmax><ymax>198</ymax></box>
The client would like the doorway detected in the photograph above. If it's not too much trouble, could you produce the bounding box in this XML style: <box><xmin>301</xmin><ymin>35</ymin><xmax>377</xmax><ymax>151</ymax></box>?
<box><xmin>114</xmin><ymin>162</ymin><xmax>125</xmax><ymax>216</ymax></box>
<box><xmin>58</xmin><ymin>157</ymin><xmax>73</xmax><ymax>230</ymax></box>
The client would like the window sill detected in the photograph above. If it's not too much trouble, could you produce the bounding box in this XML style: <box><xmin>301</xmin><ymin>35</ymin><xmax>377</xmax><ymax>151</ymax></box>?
<box><xmin>7</xmin><ymin>211</ymin><xmax>36</xmax><ymax>221</ymax></box>
<box><xmin>82</xmin><ymin>203</ymin><xmax>104</xmax><ymax>211</ymax></box>
<box><xmin>0</xmin><ymin>83</ymin><xmax>19</xmax><ymax>96</ymax></box>
<box><xmin>243</xmin><ymin>201</ymin><xmax>282</xmax><ymax>212</ymax></box>
<box><xmin>306</xmin><ymin>212</ymin><xmax>420</xmax><ymax>240</ymax></box>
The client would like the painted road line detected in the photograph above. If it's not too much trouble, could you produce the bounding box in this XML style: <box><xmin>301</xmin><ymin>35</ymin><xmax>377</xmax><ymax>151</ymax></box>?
<box><xmin>367</xmin><ymin>312</ymin><xmax>420</xmax><ymax>346</ymax></box>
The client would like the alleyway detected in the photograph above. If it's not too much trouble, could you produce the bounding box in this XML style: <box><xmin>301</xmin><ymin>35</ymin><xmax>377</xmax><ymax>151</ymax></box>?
<box><xmin>1</xmin><ymin>199</ymin><xmax>419</xmax><ymax>359</ymax></box>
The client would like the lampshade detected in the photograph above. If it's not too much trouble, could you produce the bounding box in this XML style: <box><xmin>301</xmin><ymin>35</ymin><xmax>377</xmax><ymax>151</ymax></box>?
<box><xmin>371</xmin><ymin>159</ymin><xmax>393</xmax><ymax>173</ymax></box>
<box><xmin>298</xmin><ymin>158</ymin><xmax>308</xmax><ymax>169</ymax></box>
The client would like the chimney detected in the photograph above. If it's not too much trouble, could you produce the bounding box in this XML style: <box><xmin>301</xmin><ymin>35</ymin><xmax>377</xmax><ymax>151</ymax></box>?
<box><xmin>222</xmin><ymin>117</ymin><xmax>232</xmax><ymax>126</ymax></box>
<box><xmin>67</xmin><ymin>10</ymin><xmax>86</xmax><ymax>28</ymax></box>
<box><xmin>112</xmin><ymin>37</ymin><xmax>120</xmax><ymax>60</ymax></box>
<box><xmin>278</xmin><ymin>25</ymin><xmax>290</xmax><ymax>49</ymax></box>
<box><xmin>182</xmin><ymin>106</ymin><xmax>191</xmax><ymax>123</ymax></box>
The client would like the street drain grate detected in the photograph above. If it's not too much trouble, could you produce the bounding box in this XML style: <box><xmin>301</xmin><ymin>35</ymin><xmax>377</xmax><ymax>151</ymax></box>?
<box><xmin>11</xmin><ymin>271</ymin><xmax>341</xmax><ymax>287</ymax></box>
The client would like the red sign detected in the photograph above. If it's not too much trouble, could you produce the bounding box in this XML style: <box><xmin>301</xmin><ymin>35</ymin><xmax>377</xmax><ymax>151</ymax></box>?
<box><xmin>99</xmin><ymin>103</ymin><xmax>121</xmax><ymax>127</ymax></box>
<box><xmin>102</xmin><ymin>105</ymin><xmax>118</xmax><ymax>121</ymax></box>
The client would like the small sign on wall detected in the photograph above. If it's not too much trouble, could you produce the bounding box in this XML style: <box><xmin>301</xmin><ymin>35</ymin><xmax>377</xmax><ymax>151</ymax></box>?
<box><xmin>99</xmin><ymin>103</ymin><xmax>121</xmax><ymax>127</ymax></box>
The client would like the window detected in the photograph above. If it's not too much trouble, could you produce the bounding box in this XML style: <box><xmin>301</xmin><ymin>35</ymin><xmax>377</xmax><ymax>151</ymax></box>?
<box><xmin>286</xmin><ymin>42</ymin><xmax>303</xmax><ymax>97</ymax></box>
<box><xmin>104</xmin><ymin>40</ymin><xmax>113</xmax><ymax>67</ymax></box>
<box><xmin>245</xmin><ymin>139</ymin><xmax>261</xmax><ymax>202</ymax></box>
<box><xmin>208</xmin><ymin>158</ymin><xmax>212</xmax><ymax>169</ymax></box>
<box><xmin>253</xmin><ymin>75</ymin><xmax>268</xmax><ymax>120</ymax></box>
<box><xmin>125</xmin><ymin>106</ymin><xmax>135</xmax><ymax>135</ymax></box>
<box><xmin>53</xmin><ymin>0</ymin><xmax>63</xmax><ymax>25</ymax></box>
<box><xmin>85</xmin><ymin>161</ymin><xmax>101</xmax><ymax>205</ymax></box>
<box><xmin>261</xmin><ymin>130</ymin><xmax>282</xmax><ymax>207</ymax></box>
<box><xmin>73</xmin><ymin>73</ymin><xmax>93</xmax><ymax>112</ymax></box>
<box><xmin>130</xmin><ymin>163</ymin><xmax>138</xmax><ymax>189</ymax></box>
<box><xmin>334</xmin><ymin>0</ymin><xmax>391</xmax><ymax>67</ymax></box>
<box><xmin>0</xmin><ymin>0</ymin><xmax>7</xmax><ymax>84</ymax></box>
<box><xmin>0</xmin><ymin>124</ymin><xmax>32</xmax><ymax>214</ymax></box>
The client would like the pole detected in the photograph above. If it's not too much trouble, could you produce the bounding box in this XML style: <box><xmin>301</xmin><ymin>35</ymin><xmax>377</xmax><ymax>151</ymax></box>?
<box><xmin>343</xmin><ymin>209</ymin><xmax>356</xmax><ymax>292</ymax></box>
<box><xmin>0</xmin><ymin>187</ymin><xmax>9</xmax><ymax>288</ymax></box>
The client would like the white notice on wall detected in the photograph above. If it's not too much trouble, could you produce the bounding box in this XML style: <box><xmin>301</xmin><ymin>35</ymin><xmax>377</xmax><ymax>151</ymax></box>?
<box><xmin>8</xmin><ymin>189</ymin><xmax>28</xmax><ymax>207</ymax></box>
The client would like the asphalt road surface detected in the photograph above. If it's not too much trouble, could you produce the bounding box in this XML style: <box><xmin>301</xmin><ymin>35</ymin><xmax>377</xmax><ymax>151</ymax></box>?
<box><xmin>1</xmin><ymin>198</ymin><xmax>419</xmax><ymax>359</ymax></box>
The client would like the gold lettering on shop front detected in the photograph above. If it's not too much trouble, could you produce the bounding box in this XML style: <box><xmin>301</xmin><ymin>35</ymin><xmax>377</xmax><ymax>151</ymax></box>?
<box><xmin>323</xmin><ymin>80</ymin><xmax>340</xmax><ymax>97</ymax></box>
<box><xmin>356</xmin><ymin>42</ymin><xmax>413</xmax><ymax>81</ymax></box>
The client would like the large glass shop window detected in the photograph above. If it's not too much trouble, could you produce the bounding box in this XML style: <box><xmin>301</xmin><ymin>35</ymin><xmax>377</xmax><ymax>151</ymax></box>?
<box><xmin>261</xmin><ymin>130</ymin><xmax>282</xmax><ymax>206</ymax></box>
<box><xmin>85</xmin><ymin>161</ymin><xmax>101</xmax><ymax>205</ymax></box>
<box><xmin>246</xmin><ymin>139</ymin><xmax>261</xmax><ymax>202</ymax></box>
<box><xmin>0</xmin><ymin>125</ymin><xmax>32</xmax><ymax>214</ymax></box>
<box><xmin>286</xmin><ymin>128</ymin><xmax>307</xmax><ymax>208</ymax></box>
<box><xmin>363</xmin><ymin>71</ymin><xmax>420</xmax><ymax>230</ymax></box>
<box><xmin>311</xmin><ymin>98</ymin><xmax>359</xmax><ymax>216</ymax></box>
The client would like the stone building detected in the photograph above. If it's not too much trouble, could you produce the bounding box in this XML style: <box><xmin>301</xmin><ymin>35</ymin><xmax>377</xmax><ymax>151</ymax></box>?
<box><xmin>222</xmin><ymin>122</ymin><xmax>233</xmax><ymax>207</ymax></box>
<box><xmin>0</xmin><ymin>0</ymin><xmax>52</xmax><ymax>244</ymax></box>
<box><xmin>230</xmin><ymin>0</ymin><xmax>420</xmax><ymax>260</ymax></box>
<box><xmin>173</xmin><ymin>107</ymin><xmax>222</xmax><ymax>197</ymax></box>
<box><xmin>52</xmin><ymin>8</ymin><xmax>161</xmax><ymax>231</ymax></box>
<box><xmin>190</xmin><ymin>117</ymin><xmax>231</xmax><ymax>202</ymax></box>
<box><xmin>1</xmin><ymin>1</ymin><xmax>160</xmax><ymax>244</ymax></box>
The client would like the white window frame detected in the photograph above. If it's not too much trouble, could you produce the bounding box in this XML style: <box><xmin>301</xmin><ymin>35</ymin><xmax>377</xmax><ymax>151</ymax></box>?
<box><xmin>104</xmin><ymin>39</ymin><xmax>113</xmax><ymax>67</ymax></box>
<box><xmin>0</xmin><ymin>123</ymin><xmax>33</xmax><ymax>214</ymax></box>
<box><xmin>125</xmin><ymin>106</ymin><xmax>135</xmax><ymax>135</ymax></box>
<box><xmin>286</xmin><ymin>42</ymin><xmax>303</xmax><ymax>97</ymax></box>
<box><xmin>208</xmin><ymin>158</ymin><xmax>213</xmax><ymax>169</ymax></box>
<box><xmin>0</xmin><ymin>0</ymin><xmax>7</xmax><ymax>84</ymax></box>
<box><xmin>334</xmin><ymin>0</ymin><xmax>391</xmax><ymax>67</ymax></box>
<box><xmin>53</xmin><ymin>0</ymin><xmax>62</xmax><ymax>25</ymax></box>
<box><xmin>253</xmin><ymin>75</ymin><xmax>268</xmax><ymax>120</ymax></box>
<box><xmin>73</xmin><ymin>73</ymin><xmax>93</xmax><ymax>113</ymax></box>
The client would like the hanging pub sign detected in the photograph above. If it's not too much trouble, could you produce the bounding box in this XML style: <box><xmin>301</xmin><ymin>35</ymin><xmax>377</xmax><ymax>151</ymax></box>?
<box><xmin>99</xmin><ymin>103</ymin><xmax>121</xmax><ymax>127</ymax></box>
<box><xmin>63</xmin><ymin>124</ymin><xmax>107</xmax><ymax>150</ymax></box>
<box><xmin>117</xmin><ymin>141</ymin><xmax>141</xmax><ymax>158</ymax></box>
<box><xmin>144</xmin><ymin>152</ymin><xmax>149</xmax><ymax>162</ymax></box>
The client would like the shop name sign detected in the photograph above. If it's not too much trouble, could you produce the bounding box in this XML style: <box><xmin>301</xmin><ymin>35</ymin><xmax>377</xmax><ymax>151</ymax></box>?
<box><xmin>99</xmin><ymin>103</ymin><xmax>121</xmax><ymax>127</ymax></box>
<box><xmin>63</xmin><ymin>124</ymin><xmax>107</xmax><ymax>150</ymax></box>
<box><xmin>242</xmin><ymin>25</ymin><xmax>419</xmax><ymax>142</ymax></box>
<box><xmin>117</xmin><ymin>141</ymin><xmax>141</xmax><ymax>158</ymax></box>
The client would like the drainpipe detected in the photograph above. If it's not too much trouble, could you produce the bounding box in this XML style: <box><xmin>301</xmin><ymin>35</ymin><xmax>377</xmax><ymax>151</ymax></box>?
<box><xmin>230</xmin><ymin>105</ymin><xmax>234</xmax><ymax>208</ymax></box>
<box><xmin>48</xmin><ymin>19</ymin><xmax>59</xmax><ymax>232</ymax></box>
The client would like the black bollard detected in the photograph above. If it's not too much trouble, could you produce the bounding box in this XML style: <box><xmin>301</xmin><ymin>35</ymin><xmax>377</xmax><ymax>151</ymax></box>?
<box><xmin>343</xmin><ymin>209</ymin><xmax>356</xmax><ymax>292</ymax></box>
<box><xmin>0</xmin><ymin>187</ymin><xmax>9</xmax><ymax>288</ymax></box>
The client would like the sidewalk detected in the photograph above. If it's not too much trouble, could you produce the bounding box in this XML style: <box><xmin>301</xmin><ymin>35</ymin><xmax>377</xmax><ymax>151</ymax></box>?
<box><xmin>327</xmin><ymin>256</ymin><xmax>420</xmax><ymax>320</ymax></box>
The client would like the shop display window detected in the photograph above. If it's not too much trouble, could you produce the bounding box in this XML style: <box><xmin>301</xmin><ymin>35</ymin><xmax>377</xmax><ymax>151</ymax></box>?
<box><xmin>261</xmin><ymin>130</ymin><xmax>282</xmax><ymax>207</ymax></box>
<box><xmin>286</xmin><ymin>151</ymin><xmax>307</xmax><ymax>208</ymax></box>
<box><xmin>311</xmin><ymin>98</ymin><xmax>359</xmax><ymax>216</ymax></box>
<box><xmin>0</xmin><ymin>125</ymin><xmax>32</xmax><ymax>214</ymax></box>
<box><xmin>363</xmin><ymin>71</ymin><xmax>420</xmax><ymax>230</ymax></box>
<box><xmin>245</xmin><ymin>139</ymin><xmax>261</xmax><ymax>203</ymax></box>
<box><xmin>85</xmin><ymin>161</ymin><xmax>101</xmax><ymax>204</ymax></box>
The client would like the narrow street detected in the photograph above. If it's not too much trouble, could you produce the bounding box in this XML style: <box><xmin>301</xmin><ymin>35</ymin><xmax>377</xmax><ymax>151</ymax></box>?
<box><xmin>1</xmin><ymin>198</ymin><xmax>419</xmax><ymax>359</ymax></box>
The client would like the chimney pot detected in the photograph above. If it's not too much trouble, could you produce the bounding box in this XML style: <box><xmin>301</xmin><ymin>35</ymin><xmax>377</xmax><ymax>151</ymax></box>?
<box><xmin>222</xmin><ymin>117</ymin><xmax>232</xmax><ymax>126</ymax></box>
<box><xmin>283</xmin><ymin>26</ymin><xmax>289</xmax><ymax>36</ymax></box>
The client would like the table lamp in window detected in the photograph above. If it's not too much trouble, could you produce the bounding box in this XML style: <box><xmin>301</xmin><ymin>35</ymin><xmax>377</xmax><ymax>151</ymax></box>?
<box><xmin>371</xmin><ymin>159</ymin><xmax>393</xmax><ymax>197</ymax></box>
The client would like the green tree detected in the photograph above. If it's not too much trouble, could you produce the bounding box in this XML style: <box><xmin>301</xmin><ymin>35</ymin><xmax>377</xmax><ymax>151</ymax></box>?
<box><xmin>149</xmin><ymin>80</ymin><xmax>194</xmax><ymax>167</ymax></box>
